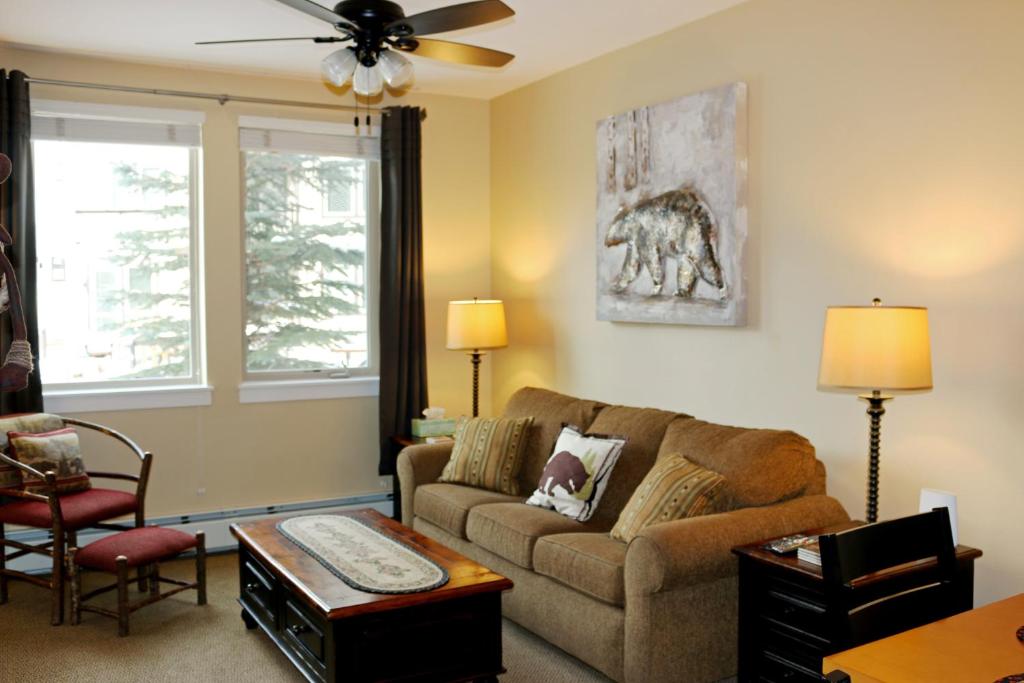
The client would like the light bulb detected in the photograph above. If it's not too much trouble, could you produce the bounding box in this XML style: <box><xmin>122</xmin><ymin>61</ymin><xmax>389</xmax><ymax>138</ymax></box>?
<box><xmin>353</xmin><ymin>64</ymin><xmax>384</xmax><ymax>96</ymax></box>
<box><xmin>321</xmin><ymin>48</ymin><xmax>358</xmax><ymax>87</ymax></box>
<box><xmin>377</xmin><ymin>49</ymin><xmax>414</xmax><ymax>89</ymax></box>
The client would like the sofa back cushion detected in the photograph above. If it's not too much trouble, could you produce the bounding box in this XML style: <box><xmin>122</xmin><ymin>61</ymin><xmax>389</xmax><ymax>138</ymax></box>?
<box><xmin>657</xmin><ymin>417</ymin><xmax>818</xmax><ymax>509</ymax></box>
<box><xmin>502</xmin><ymin>387</ymin><xmax>605</xmax><ymax>495</ymax></box>
<box><xmin>583</xmin><ymin>406</ymin><xmax>681</xmax><ymax>528</ymax></box>
<box><xmin>438</xmin><ymin>416</ymin><xmax>533</xmax><ymax>495</ymax></box>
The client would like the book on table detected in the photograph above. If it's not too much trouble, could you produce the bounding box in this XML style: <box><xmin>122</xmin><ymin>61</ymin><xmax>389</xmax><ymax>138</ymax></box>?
<box><xmin>797</xmin><ymin>540</ymin><xmax>821</xmax><ymax>566</ymax></box>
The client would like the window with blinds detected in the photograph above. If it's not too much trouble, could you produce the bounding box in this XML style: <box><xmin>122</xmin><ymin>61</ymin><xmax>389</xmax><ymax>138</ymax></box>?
<box><xmin>30</xmin><ymin>100</ymin><xmax>205</xmax><ymax>389</ymax></box>
<box><xmin>239</xmin><ymin>116</ymin><xmax>380</xmax><ymax>379</ymax></box>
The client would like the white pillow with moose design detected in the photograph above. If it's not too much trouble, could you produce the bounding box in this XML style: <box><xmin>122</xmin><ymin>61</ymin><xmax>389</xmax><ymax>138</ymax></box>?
<box><xmin>525</xmin><ymin>425</ymin><xmax>627</xmax><ymax>522</ymax></box>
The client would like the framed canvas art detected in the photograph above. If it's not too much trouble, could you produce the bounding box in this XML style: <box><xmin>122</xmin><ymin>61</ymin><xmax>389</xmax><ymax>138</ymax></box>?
<box><xmin>596</xmin><ymin>82</ymin><xmax>748</xmax><ymax>326</ymax></box>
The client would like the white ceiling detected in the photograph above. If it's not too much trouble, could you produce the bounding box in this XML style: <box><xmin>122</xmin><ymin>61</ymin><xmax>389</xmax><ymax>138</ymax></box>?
<box><xmin>0</xmin><ymin>0</ymin><xmax>747</xmax><ymax>99</ymax></box>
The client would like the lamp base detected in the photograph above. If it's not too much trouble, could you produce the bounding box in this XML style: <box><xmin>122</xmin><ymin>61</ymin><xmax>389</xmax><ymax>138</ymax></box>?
<box><xmin>467</xmin><ymin>350</ymin><xmax>487</xmax><ymax>418</ymax></box>
<box><xmin>858</xmin><ymin>391</ymin><xmax>893</xmax><ymax>524</ymax></box>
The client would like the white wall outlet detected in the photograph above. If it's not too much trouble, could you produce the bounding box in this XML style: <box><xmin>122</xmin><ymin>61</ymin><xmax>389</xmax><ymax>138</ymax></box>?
<box><xmin>378</xmin><ymin>477</ymin><xmax>391</xmax><ymax>490</ymax></box>
<box><xmin>196</xmin><ymin>487</ymin><xmax>206</xmax><ymax>496</ymax></box>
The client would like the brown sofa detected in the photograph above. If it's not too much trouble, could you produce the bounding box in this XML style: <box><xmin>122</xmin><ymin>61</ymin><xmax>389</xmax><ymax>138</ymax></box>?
<box><xmin>396</xmin><ymin>387</ymin><xmax>849</xmax><ymax>682</ymax></box>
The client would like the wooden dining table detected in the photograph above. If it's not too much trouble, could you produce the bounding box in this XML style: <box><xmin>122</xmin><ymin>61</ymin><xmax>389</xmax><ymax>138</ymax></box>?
<box><xmin>823</xmin><ymin>592</ymin><xmax>1024</xmax><ymax>682</ymax></box>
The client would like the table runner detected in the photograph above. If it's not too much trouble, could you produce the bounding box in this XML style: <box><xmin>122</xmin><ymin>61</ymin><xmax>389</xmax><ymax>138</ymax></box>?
<box><xmin>277</xmin><ymin>514</ymin><xmax>448</xmax><ymax>594</ymax></box>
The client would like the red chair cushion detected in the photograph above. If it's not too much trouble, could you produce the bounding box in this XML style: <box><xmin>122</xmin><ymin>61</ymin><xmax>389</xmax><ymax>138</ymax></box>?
<box><xmin>0</xmin><ymin>488</ymin><xmax>138</xmax><ymax>530</ymax></box>
<box><xmin>75</xmin><ymin>527</ymin><xmax>197</xmax><ymax>573</ymax></box>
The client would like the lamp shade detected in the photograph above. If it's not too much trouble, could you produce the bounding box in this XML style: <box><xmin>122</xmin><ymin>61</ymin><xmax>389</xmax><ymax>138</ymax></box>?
<box><xmin>818</xmin><ymin>302</ymin><xmax>933</xmax><ymax>393</ymax></box>
<box><xmin>447</xmin><ymin>300</ymin><xmax>508</xmax><ymax>351</ymax></box>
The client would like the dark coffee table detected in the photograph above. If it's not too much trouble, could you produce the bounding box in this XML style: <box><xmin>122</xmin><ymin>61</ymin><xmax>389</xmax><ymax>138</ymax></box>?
<box><xmin>231</xmin><ymin>508</ymin><xmax>513</xmax><ymax>683</ymax></box>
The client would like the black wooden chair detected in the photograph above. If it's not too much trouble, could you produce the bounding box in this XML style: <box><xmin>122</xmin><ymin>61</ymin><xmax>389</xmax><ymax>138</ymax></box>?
<box><xmin>819</xmin><ymin>507</ymin><xmax>959</xmax><ymax>650</ymax></box>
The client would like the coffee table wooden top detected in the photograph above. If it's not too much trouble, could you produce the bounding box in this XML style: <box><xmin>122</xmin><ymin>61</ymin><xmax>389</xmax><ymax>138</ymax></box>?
<box><xmin>230</xmin><ymin>508</ymin><xmax>512</xmax><ymax>620</ymax></box>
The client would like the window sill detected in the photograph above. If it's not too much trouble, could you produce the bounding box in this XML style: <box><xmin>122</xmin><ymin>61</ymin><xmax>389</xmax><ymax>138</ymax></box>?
<box><xmin>43</xmin><ymin>385</ymin><xmax>214</xmax><ymax>413</ymax></box>
<box><xmin>238</xmin><ymin>377</ymin><xmax>379</xmax><ymax>404</ymax></box>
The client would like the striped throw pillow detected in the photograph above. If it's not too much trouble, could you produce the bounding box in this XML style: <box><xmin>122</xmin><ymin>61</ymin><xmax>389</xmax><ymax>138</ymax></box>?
<box><xmin>0</xmin><ymin>413</ymin><xmax>66</xmax><ymax>490</ymax></box>
<box><xmin>8</xmin><ymin>428</ymin><xmax>92</xmax><ymax>494</ymax></box>
<box><xmin>439</xmin><ymin>416</ymin><xmax>533</xmax><ymax>495</ymax></box>
<box><xmin>611</xmin><ymin>454</ymin><xmax>725</xmax><ymax>542</ymax></box>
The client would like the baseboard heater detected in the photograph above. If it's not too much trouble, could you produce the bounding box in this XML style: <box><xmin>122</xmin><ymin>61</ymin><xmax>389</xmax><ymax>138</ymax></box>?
<box><xmin>6</xmin><ymin>492</ymin><xmax>394</xmax><ymax>574</ymax></box>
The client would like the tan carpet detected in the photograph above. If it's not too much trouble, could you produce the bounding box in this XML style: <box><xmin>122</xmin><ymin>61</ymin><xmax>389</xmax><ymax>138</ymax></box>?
<box><xmin>0</xmin><ymin>552</ymin><xmax>611</xmax><ymax>682</ymax></box>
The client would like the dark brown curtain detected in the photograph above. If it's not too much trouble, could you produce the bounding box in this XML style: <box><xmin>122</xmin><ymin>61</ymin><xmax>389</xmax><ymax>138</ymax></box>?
<box><xmin>378</xmin><ymin>106</ymin><xmax>428</xmax><ymax>481</ymax></box>
<box><xmin>0</xmin><ymin>70</ymin><xmax>42</xmax><ymax>414</ymax></box>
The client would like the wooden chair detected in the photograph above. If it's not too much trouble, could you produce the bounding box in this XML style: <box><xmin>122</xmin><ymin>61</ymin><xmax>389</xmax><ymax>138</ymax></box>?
<box><xmin>0</xmin><ymin>416</ymin><xmax>152</xmax><ymax>625</ymax></box>
<box><xmin>819</xmin><ymin>508</ymin><xmax>959</xmax><ymax>650</ymax></box>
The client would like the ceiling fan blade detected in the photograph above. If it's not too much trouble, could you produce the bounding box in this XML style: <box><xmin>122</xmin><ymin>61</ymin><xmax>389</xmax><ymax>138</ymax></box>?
<box><xmin>195</xmin><ymin>37</ymin><xmax>343</xmax><ymax>45</ymax></box>
<box><xmin>404</xmin><ymin>38</ymin><xmax>513</xmax><ymax>67</ymax></box>
<box><xmin>272</xmin><ymin>0</ymin><xmax>346</xmax><ymax>25</ymax></box>
<box><xmin>389</xmin><ymin>0</ymin><xmax>514</xmax><ymax>37</ymax></box>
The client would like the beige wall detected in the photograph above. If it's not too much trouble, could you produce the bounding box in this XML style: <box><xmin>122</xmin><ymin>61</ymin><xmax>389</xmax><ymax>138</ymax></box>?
<box><xmin>0</xmin><ymin>45</ymin><xmax>493</xmax><ymax>517</ymax></box>
<box><xmin>489</xmin><ymin>0</ymin><xmax>1024</xmax><ymax>606</ymax></box>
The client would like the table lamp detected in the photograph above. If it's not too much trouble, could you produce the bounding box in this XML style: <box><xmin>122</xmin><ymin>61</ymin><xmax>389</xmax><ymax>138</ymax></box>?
<box><xmin>446</xmin><ymin>298</ymin><xmax>507</xmax><ymax>418</ymax></box>
<box><xmin>818</xmin><ymin>298</ymin><xmax>932</xmax><ymax>523</ymax></box>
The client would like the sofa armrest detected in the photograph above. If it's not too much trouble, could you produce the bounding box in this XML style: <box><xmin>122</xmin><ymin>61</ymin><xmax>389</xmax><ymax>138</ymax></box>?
<box><xmin>626</xmin><ymin>494</ymin><xmax>850</xmax><ymax>595</ymax></box>
<box><xmin>395</xmin><ymin>442</ymin><xmax>455</xmax><ymax>526</ymax></box>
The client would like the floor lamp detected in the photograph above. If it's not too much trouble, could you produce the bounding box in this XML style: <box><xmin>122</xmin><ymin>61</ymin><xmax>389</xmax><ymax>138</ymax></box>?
<box><xmin>446</xmin><ymin>299</ymin><xmax>507</xmax><ymax>418</ymax></box>
<box><xmin>817</xmin><ymin>298</ymin><xmax>933</xmax><ymax>523</ymax></box>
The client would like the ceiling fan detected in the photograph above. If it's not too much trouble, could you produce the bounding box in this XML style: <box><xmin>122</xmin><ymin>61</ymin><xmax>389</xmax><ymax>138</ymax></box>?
<box><xmin>197</xmin><ymin>0</ymin><xmax>515</xmax><ymax>96</ymax></box>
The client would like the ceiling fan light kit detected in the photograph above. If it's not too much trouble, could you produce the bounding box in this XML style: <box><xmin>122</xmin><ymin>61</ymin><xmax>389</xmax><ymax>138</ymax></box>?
<box><xmin>201</xmin><ymin>0</ymin><xmax>515</xmax><ymax>96</ymax></box>
<box><xmin>321</xmin><ymin>47</ymin><xmax>359</xmax><ymax>86</ymax></box>
<box><xmin>377</xmin><ymin>49</ymin><xmax>415</xmax><ymax>89</ymax></box>
<box><xmin>353</xmin><ymin>62</ymin><xmax>385</xmax><ymax>96</ymax></box>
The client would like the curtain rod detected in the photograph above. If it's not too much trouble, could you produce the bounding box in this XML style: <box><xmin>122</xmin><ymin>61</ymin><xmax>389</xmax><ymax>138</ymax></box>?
<box><xmin>25</xmin><ymin>76</ymin><xmax>427</xmax><ymax>119</ymax></box>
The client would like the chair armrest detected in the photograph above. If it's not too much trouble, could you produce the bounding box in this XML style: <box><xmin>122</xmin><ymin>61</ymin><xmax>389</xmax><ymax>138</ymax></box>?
<box><xmin>86</xmin><ymin>471</ymin><xmax>140</xmax><ymax>483</ymax></box>
<box><xmin>396</xmin><ymin>442</ymin><xmax>455</xmax><ymax>526</ymax></box>
<box><xmin>0</xmin><ymin>450</ymin><xmax>46</xmax><ymax>481</ymax></box>
<box><xmin>62</xmin><ymin>416</ymin><xmax>152</xmax><ymax>520</ymax></box>
<box><xmin>62</xmin><ymin>417</ymin><xmax>147</xmax><ymax>461</ymax></box>
<box><xmin>0</xmin><ymin>487</ymin><xmax>50</xmax><ymax>503</ymax></box>
<box><xmin>626</xmin><ymin>494</ymin><xmax>850</xmax><ymax>595</ymax></box>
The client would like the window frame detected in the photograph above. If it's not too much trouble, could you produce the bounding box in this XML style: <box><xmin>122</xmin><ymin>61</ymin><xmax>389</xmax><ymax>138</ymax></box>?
<box><xmin>30</xmin><ymin>100</ymin><xmax>210</xmax><ymax>410</ymax></box>
<box><xmin>238</xmin><ymin>116</ymin><xmax>381</xmax><ymax>390</ymax></box>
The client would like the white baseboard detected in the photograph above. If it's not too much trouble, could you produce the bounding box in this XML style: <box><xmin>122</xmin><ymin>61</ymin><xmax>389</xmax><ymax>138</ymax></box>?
<box><xmin>6</xmin><ymin>492</ymin><xmax>393</xmax><ymax>574</ymax></box>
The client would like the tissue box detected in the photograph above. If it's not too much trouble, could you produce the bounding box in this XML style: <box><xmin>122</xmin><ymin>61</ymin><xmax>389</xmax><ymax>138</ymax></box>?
<box><xmin>411</xmin><ymin>418</ymin><xmax>458</xmax><ymax>438</ymax></box>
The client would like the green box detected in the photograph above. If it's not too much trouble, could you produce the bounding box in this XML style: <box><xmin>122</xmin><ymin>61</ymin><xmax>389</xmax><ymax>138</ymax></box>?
<box><xmin>411</xmin><ymin>418</ymin><xmax>458</xmax><ymax>437</ymax></box>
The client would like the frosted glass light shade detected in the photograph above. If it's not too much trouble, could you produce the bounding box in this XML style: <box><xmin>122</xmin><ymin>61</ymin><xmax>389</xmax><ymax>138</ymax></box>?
<box><xmin>353</xmin><ymin>64</ymin><xmax>384</xmax><ymax>96</ymax></box>
<box><xmin>447</xmin><ymin>300</ymin><xmax>508</xmax><ymax>350</ymax></box>
<box><xmin>377</xmin><ymin>49</ymin><xmax>415</xmax><ymax>88</ymax></box>
<box><xmin>321</xmin><ymin>48</ymin><xmax>358</xmax><ymax>86</ymax></box>
<box><xmin>818</xmin><ymin>303</ymin><xmax>933</xmax><ymax>393</ymax></box>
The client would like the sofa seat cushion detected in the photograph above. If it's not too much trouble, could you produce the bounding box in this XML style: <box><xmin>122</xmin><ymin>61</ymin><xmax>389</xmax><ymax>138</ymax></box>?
<box><xmin>414</xmin><ymin>483</ymin><xmax>521</xmax><ymax>539</ymax></box>
<box><xmin>0</xmin><ymin>488</ymin><xmax>138</xmax><ymax>530</ymax></box>
<box><xmin>534</xmin><ymin>533</ymin><xmax>627</xmax><ymax>606</ymax></box>
<box><xmin>466</xmin><ymin>502</ymin><xmax>610</xmax><ymax>569</ymax></box>
<box><xmin>657</xmin><ymin>417</ymin><xmax>818</xmax><ymax>509</ymax></box>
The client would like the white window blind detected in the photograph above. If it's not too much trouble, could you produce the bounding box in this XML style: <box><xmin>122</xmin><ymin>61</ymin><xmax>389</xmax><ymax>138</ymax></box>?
<box><xmin>31</xmin><ymin>100</ymin><xmax>203</xmax><ymax>148</ymax></box>
<box><xmin>238</xmin><ymin>115</ymin><xmax>379</xmax><ymax>160</ymax></box>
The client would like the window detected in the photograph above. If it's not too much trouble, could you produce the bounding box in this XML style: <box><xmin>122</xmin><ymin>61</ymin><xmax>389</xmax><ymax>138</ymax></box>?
<box><xmin>239</xmin><ymin>117</ymin><xmax>379</xmax><ymax>383</ymax></box>
<box><xmin>32</xmin><ymin>101</ymin><xmax>207</xmax><ymax>406</ymax></box>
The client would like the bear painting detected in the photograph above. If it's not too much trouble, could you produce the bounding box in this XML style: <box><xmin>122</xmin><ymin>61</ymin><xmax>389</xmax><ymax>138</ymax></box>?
<box><xmin>596</xmin><ymin>82</ymin><xmax>747</xmax><ymax>326</ymax></box>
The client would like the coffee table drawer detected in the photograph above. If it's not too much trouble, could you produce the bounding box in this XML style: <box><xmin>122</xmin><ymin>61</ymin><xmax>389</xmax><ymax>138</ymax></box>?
<box><xmin>282</xmin><ymin>598</ymin><xmax>327</xmax><ymax>677</ymax></box>
<box><xmin>240</xmin><ymin>551</ymin><xmax>278</xmax><ymax>627</ymax></box>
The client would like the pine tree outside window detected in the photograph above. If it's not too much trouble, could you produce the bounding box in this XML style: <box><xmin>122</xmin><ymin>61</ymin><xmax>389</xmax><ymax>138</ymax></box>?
<box><xmin>30</xmin><ymin>101</ymin><xmax>207</xmax><ymax>407</ymax></box>
<box><xmin>239</xmin><ymin>117</ymin><xmax>380</xmax><ymax>383</ymax></box>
